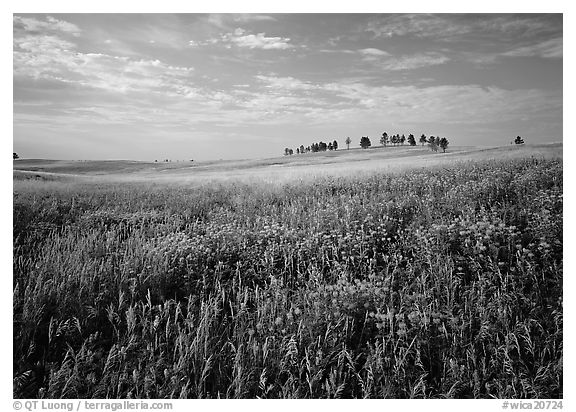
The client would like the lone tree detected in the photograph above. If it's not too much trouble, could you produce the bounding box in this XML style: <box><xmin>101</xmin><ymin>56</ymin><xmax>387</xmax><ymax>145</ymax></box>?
<box><xmin>380</xmin><ymin>132</ymin><xmax>389</xmax><ymax>147</ymax></box>
<box><xmin>328</xmin><ymin>142</ymin><xmax>334</xmax><ymax>151</ymax></box>
<box><xmin>515</xmin><ymin>136</ymin><xmax>525</xmax><ymax>145</ymax></box>
<box><xmin>333</xmin><ymin>140</ymin><xmax>338</xmax><ymax>150</ymax></box>
<box><xmin>345</xmin><ymin>136</ymin><xmax>352</xmax><ymax>150</ymax></box>
<box><xmin>419</xmin><ymin>134</ymin><xmax>427</xmax><ymax>146</ymax></box>
<box><xmin>407</xmin><ymin>134</ymin><xmax>416</xmax><ymax>146</ymax></box>
<box><xmin>360</xmin><ymin>136</ymin><xmax>372</xmax><ymax>149</ymax></box>
<box><xmin>13</xmin><ymin>152</ymin><xmax>19</xmax><ymax>160</ymax></box>
<box><xmin>439</xmin><ymin>137</ymin><xmax>449</xmax><ymax>153</ymax></box>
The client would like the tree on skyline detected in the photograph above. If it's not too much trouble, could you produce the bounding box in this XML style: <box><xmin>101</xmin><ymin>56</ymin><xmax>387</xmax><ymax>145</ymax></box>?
<box><xmin>13</xmin><ymin>152</ymin><xmax>19</xmax><ymax>160</ymax></box>
<box><xmin>284</xmin><ymin>131</ymin><xmax>451</xmax><ymax>156</ymax></box>
<box><xmin>360</xmin><ymin>136</ymin><xmax>371</xmax><ymax>149</ymax></box>
<box><xmin>515</xmin><ymin>136</ymin><xmax>525</xmax><ymax>145</ymax></box>
<box><xmin>439</xmin><ymin>137</ymin><xmax>449</xmax><ymax>152</ymax></box>
<box><xmin>380</xmin><ymin>132</ymin><xmax>388</xmax><ymax>147</ymax></box>
<box><xmin>420</xmin><ymin>134</ymin><xmax>427</xmax><ymax>146</ymax></box>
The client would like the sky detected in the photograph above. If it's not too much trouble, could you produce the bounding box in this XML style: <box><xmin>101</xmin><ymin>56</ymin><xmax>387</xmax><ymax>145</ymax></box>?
<box><xmin>12</xmin><ymin>13</ymin><xmax>563</xmax><ymax>161</ymax></box>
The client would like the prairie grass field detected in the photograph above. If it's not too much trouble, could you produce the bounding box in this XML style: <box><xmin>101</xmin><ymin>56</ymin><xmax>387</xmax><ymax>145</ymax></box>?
<box><xmin>13</xmin><ymin>145</ymin><xmax>563</xmax><ymax>399</ymax></box>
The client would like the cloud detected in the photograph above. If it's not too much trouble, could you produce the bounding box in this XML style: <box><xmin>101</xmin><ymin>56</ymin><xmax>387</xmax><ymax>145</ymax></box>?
<box><xmin>356</xmin><ymin>48</ymin><xmax>449</xmax><ymax>70</ymax></box>
<box><xmin>247</xmin><ymin>72</ymin><xmax>560</xmax><ymax>128</ymax></box>
<box><xmin>366</xmin><ymin>14</ymin><xmax>561</xmax><ymax>42</ymax></box>
<box><xmin>320</xmin><ymin>47</ymin><xmax>446</xmax><ymax>70</ymax></box>
<box><xmin>502</xmin><ymin>37</ymin><xmax>562</xmax><ymax>59</ymax></box>
<box><xmin>319</xmin><ymin>48</ymin><xmax>356</xmax><ymax>54</ymax></box>
<box><xmin>233</xmin><ymin>14</ymin><xmax>277</xmax><ymax>23</ymax></box>
<box><xmin>366</xmin><ymin>14</ymin><xmax>470</xmax><ymax>39</ymax></box>
<box><xmin>14</xmin><ymin>33</ymin><xmax>196</xmax><ymax>96</ymax></box>
<box><xmin>358</xmin><ymin>48</ymin><xmax>390</xmax><ymax>57</ymax></box>
<box><xmin>380</xmin><ymin>53</ymin><xmax>450</xmax><ymax>70</ymax></box>
<box><xmin>14</xmin><ymin>15</ymin><xmax>81</xmax><ymax>36</ymax></box>
<box><xmin>255</xmin><ymin>75</ymin><xmax>318</xmax><ymax>91</ymax></box>
<box><xmin>476</xmin><ymin>15</ymin><xmax>559</xmax><ymax>38</ymax></box>
<box><xmin>315</xmin><ymin>80</ymin><xmax>561</xmax><ymax>128</ymax></box>
<box><xmin>245</xmin><ymin>73</ymin><xmax>560</xmax><ymax>129</ymax></box>
<box><xmin>190</xmin><ymin>28</ymin><xmax>296</xmax><ymax>50</ymax></box>
<box><xmin>224</xmin><ymin>28</ymin><xmax>295</xmax><ymax>50</ymax></box>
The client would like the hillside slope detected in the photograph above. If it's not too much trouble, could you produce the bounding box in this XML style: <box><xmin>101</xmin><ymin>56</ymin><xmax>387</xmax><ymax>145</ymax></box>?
<box><xmin>13</xmin><ymin>143</ymin><xmax>562</xmax><ymax>183</ymax></box>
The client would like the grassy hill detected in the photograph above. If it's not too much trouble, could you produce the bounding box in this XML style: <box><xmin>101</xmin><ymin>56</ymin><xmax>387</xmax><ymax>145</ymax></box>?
<box><xmin>13</xmin><ymin>143</ymin><xmax>562</xmax><ymax>183</ymax></box>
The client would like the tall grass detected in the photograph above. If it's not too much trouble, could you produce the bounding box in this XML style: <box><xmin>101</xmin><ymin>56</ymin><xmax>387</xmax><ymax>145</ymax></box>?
<box><xmin>13</xmin><ymin>157</ymin><xmax>562</xmax><ymax>398</ymax></box>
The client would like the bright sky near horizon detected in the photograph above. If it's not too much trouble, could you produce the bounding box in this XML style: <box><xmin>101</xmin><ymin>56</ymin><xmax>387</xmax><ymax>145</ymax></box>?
<box><xmin>13</xmin><ymin>13</ymin><xmax>562</xmax><ymax>161</ymax></box>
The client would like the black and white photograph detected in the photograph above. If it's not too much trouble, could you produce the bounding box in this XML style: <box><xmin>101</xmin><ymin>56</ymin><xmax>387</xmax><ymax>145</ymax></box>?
<box><xmin>11</xmin><ymin>8</ymin><xmax>565</xmax><ymax>406</ymax></box>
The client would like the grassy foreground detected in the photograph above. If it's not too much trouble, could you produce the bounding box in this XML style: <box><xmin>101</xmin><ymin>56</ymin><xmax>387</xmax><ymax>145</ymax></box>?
<box><xmin>13</xmin><ymin>156</ymin><xmax>562</xmax><ymax>398</ymax></box>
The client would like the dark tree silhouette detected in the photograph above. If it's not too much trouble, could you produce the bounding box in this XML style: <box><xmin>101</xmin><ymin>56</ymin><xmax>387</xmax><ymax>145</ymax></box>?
<box><xmin>380</xmin><ymin>132</ymin><xmax>388</xmax><ymax>147</ymax></box>
<box><xmin>439</xmin><ymin>137</ymin><xmax>449</xmax><ymax>153</ymax></box>
<box><xmin>400</xmin><ymin>134</ymin><xmax>406</xmax><ymax>145</ymax></box>
<box><xmin>289</xmin><ymin>148</ymin><xmax>294</xmax><ymax>155</ymax></box>
<box><xmin>420</xmin><ymin>134</ymin><xmax>427</xmax><ymax>146</ymax></box>
<box><xmin>300</xmin><ymin>145</ymin><xmax>305</xmax><ymax>154</ymax></box>
<box><xmin>515</xmin><ymin>136</ymin><xmax>525</xmax><ymax>145</ymax></box>
<box><xmin>13</xmin><ymin>152</ymin><xmax>19</xmax><ymax>160</ymax></box>
<box><xmin>345</xmin><ymin>136</ymin><xmax>351</xmax><ymax>150</ymax></box>
<box><xmin>333</xmin><ymin>140</ymin><xmax>338</xmax><ymax>150</ymax></box>
<box><xmin>360</xmin><ymin>136</ymin><xmax>371</xmax><ymax>149</ymax></box>
<box><xmin>284</xmin><ymin>148</ymin><xmax>290</xmax><ymax>156</ymax></box>
<box><xmin>328</xmin><ymin>142</ymin><xmax>334</xmax><ymax>151</ymax></box>
<box><xmin>296</xmin><ymin>148</ymin><xmax>300</xmax><ymax>154</ymax></box>
<box><xmin>408</xmin><ymin>134</ymin><xmax>416</xmax><ymax>146</ymax></box>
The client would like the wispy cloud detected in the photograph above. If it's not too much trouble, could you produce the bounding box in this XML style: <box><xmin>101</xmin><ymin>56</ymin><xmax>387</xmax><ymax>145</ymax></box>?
<box><xmin>379</xmin><ymin>52</ymin><xmax>450</xmax><ymax>70</ymax></box>
<box><xmin>366</xmin><ymin>14</ymin><xmax>470</xmax><ymax>39</ymax></box>
<box><xmin>248</xmin><ymin>73</ymin><xmax>560</xmax><ymax>128</ymax></box>
<box><xmin>14</xmin><ymin>32</ymin><xmax>196</xmax><ymax>96</ymax></box>
<box><xmin>233</xmin><ymin>14</ymin><xmax>277</xmax><ymax>23</ymax></box>
<box><xmin>14</xmin><ymin>15</ymin><xmax>81</xmax><ymax>36</ymax></box>
<box><xmin>502</xmin><ymin>37</ymin><xmax>562</xmax><ymax>58</ymax></box>
<box><xmin>223</xmin><ymin>28</ymin><xmax>295</xmax><ymax>50</ymax></box>
<box><xmin>189</xmin><ymin>28</ymin><xmax>296</xmax><ymax>50</ymax></box>
<box><xmin>358</xmin><ymin>48</ymin><xmax>390</xmax><ymax>57</ymax></box>
<box><xmin>366</xmin><ymin>13</ymin><xmax>561</xmax><ymax>42</ymax></box>
<box><xmin>255</xmin><ymin>75</ymin><xmax>317</xmax><ymax>91</ymax></box>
